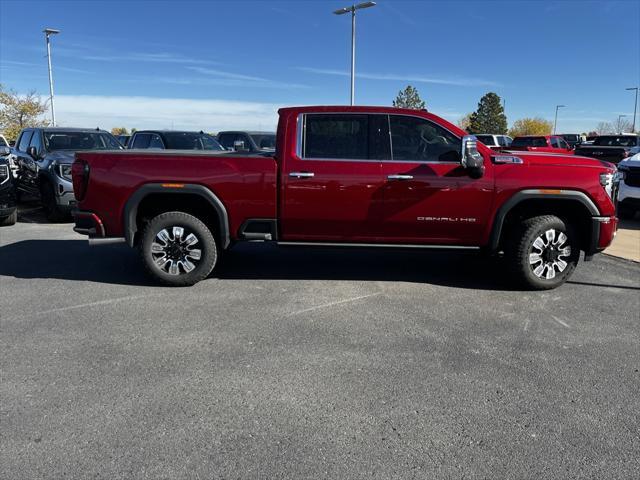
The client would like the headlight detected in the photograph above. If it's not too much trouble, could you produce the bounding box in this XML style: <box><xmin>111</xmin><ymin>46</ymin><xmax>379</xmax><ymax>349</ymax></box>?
<box><xmin>56</xmin><ymin>164</ymin><xmax>72</xmax><ymax>181</ymax></box>
<box><xmin>599</xmin><ymin>172</ymin><xmax>620</xmax><ymax>200</ymax></box>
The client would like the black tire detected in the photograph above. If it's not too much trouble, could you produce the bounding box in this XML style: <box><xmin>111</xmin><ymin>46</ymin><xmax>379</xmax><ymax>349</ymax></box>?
<box><xmin>139</xmin><ymin>211</ymin><xmax>218</xmax><ymax>286</ymax></box>
<box><xmin>0</xmin><ymin>209</ymin><xmax>17</xmax><ymax>226</ymax></box>
<box><xmin>506</xmin><ymin>215</ymin><xmax>580</xmax><ymax>290</ymax></box>
<box><xmin>40</xmin><ymin>181</ymin><xmax>68</xmax><ymax>222</ymax></box>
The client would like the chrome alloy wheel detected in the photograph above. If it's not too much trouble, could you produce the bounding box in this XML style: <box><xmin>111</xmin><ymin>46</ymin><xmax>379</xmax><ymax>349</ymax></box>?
<box><xmin>151</xmin><ymin>226</ymin><xmax>202</xmax><ymax>275</ymax></box>
<box><xmin>529</xmin><ymin>229</ymin><xmax>572</xmax><ymax>280</ymax></box>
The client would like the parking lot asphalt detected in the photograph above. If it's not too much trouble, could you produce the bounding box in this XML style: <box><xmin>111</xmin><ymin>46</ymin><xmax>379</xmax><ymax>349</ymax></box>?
<box><xmin>1</xmin><ymin>210</ymin><xmax>639</xmax><ymax>479</ymax></box>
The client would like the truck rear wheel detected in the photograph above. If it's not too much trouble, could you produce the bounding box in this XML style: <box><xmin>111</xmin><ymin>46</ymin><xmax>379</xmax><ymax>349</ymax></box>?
<box><xmin>140</xmin><ymin>211</ymin><xmax>217</xmax><ymax>286</ymax></box>
<box><xmin>506</xmin><ymin>215</ymin><xmax>580</xmax><ymax>290</ymax></box>
<box><xmin>0</xmin><ymin>209</ymin><xmax>17</xmax><ymax>226</ymax></box>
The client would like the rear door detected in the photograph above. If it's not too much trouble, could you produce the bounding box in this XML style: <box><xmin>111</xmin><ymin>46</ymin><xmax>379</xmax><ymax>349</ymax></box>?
<box><xmin>280</xmin><ymin>113</ymin><xmax>387</xmax><ymax>241</ymax></box>
<box><xmin>15</xmin><ymin>129</ymin><xmax>38</xmax><ymax>195</ymax></box>
<box><xmin>380</xmin><ymin>114</ymin><xmax>494</xmax><ymax>244</ymax></box>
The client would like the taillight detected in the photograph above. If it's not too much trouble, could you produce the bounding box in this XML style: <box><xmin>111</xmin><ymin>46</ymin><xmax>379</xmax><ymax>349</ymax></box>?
<box><xmin>72</xmin><ymin>159</ymin><xmax>90</xmax><ymax>201</ymax></box>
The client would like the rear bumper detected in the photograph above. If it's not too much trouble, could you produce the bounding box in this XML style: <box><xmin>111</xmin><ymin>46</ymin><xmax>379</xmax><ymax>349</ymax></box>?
<box><xmin>73</xmin><ymin>210</ymin><xmax>105</xmax><ymax>238</ymax></box>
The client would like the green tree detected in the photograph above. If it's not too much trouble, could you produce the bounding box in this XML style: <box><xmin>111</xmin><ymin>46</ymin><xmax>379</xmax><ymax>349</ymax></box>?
<box><xmin>111</xmin><ymin>127</ymin><xmax>129</xmax><ymax>135</ymax></box>
<box><xmin>468</xmin><ymin>92</ymin><xmax>507</xmax><ymax>134</ymax></box>
<box><xmin>0</xmin><ymin>84</ymin><xmax>49</xmax><ymax>142</ymax></box>
<box><xmin>508</xmin><ymin>117</ymin><xmax>553</xmax><ymax>137</ymax></box>
<box><xmin>393</xmin><ymin>85</ymin><xmax>426</xmax><ymax>110</ymax></box>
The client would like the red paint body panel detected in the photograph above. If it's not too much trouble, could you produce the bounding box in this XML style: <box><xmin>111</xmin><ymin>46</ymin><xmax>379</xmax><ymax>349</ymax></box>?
<box><xmin>74</xmin><ymin>106</ymin><xmax>618</xmax><ymax>253</ymax></box>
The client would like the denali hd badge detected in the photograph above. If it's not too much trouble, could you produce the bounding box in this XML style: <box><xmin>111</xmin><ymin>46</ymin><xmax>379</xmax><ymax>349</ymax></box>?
<box><xmin>417</xmin><ymin>217</ymin><xmax>477</xmax><ymax>223</ymax></box>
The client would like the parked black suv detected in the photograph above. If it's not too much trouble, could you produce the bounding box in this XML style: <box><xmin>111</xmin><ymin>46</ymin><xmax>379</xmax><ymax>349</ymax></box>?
<box><xmin>127</xmin><ymin>130</ymin><xmax>225</xmax><ymax>151</ymax></box>
<box><xmin>575</xmin><ymin>134</ymin><xmax>640</xmax><ymax>164</ymax></box>
<box><xmin>217</xmin><ymin>131</ymin><xmax>276</xmax><ymax>153</ymax></box>
<box><xmin>13</xmin><ymin>127</ymin><xmax>122</xmax><ymax>221</ymax></box>
<box><xmin>0</xmin><ymin>146</ymin><xmax>17</xmax><ymax>226</ymax></box>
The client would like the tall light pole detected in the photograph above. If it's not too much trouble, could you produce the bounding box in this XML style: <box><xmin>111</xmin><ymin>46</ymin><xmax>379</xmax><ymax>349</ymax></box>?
<box><xmin>626</xmin><ymin>87</ymin><xmax>638</xmax><ymax>133</ymax></box>
<box><xmin>553</xmin><ymin>104</ymin><xmax>566</xmax><ymax>134</ymax></box>
<box><xmin>333</xmin><ymin>2</ymin><xmax>376</xmax><ymax>106</ymax></box>
<box><xmin>44</xmin><ymin>28</ymin><xmax>60</xmax><ymax>126</ymax></box>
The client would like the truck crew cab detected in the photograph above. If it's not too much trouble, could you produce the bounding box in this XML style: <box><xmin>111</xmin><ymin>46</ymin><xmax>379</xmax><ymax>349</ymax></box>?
<box><xmin>73</xmin><ymin>106</ymin><xmax>619</xmax><ymax>290</ymax></box>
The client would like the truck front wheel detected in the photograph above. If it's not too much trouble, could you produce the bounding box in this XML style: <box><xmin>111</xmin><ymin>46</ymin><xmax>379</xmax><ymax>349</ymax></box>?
<box><xmin>140</xmin><ymin>211</ymin><xmax>218</xmax><ymax>286</ymax></box>
<box><xmin>506</xmin><ymin>215</ymin><xmax>580</xmax><ymax>290</ymax></box>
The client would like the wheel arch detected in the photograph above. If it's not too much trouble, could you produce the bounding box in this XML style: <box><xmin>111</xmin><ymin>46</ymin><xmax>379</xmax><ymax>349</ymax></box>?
<box><xmin>489</xmin><ymin>189</ymin><xmax>600</xmax><ymax>253</ymax></box>
<box><xmin>124</xmin><ymin>183</ymin><xmax>230</xmax><ymax>249</ymax></box>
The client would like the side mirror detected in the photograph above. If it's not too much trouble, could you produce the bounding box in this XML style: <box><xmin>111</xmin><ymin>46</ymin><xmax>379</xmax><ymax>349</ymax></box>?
<box><xmin>460</xmin><ymin>135</ymin><xmax>484</xmax><ymax>179</ymax></box>
<box><xmin>0</xmin><ymin>146</ymin><xmax>10</xmax><ymax>156</ymax></box>
<box><xmin>27</xmin><ymin>146</ymin><xmax>39</xmax><ymax>159</ymax></box>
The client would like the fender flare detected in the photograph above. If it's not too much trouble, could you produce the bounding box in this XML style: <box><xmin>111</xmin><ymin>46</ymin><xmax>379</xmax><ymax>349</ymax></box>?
<box><xmin>488</xmin><ymin>189</ymin><xmax>600</xmax><ymax>252</ymax></box>
<box><xmin>123</xmin><ymin>183</ymin><xmax>230</xmax><ymax>249</ymax></box>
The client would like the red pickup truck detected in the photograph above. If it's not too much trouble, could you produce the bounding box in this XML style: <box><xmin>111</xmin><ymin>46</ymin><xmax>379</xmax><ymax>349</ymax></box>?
<box><xmin>509</xmin><ymin>135</ymin><xmax>575</xmax><ymax>155</ymax></box>
<box><xmin>72</xmin><ymin>106</ymin><xmax>619</xmax><ymax>290</ymax></box>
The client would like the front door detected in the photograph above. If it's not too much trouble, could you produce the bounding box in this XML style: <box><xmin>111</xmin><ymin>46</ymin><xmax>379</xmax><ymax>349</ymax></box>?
<box><xmin>280</xmin><ymin>113</ymin><xmax>388</xmax><ymax>242</ymax></box>
<box><xmin>380</xmin><ymin>114</ymin><xmax>494</xmax><ymax>244</ymax></box>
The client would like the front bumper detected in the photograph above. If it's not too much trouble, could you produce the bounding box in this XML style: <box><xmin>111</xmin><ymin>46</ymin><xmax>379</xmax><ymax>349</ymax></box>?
<box><xmin>586</xmin><ymin>216</ymin><xmax>618</xmax><ymax>259</ymax></box>
<box><xmin>0</xmin><ymin>184</ymin><xmax>17</xmax><ymax>217</ymax></box>
<box><xmin>53</xmin><ymin>176</ymin><xmax>77</xmax><ymax>210</ymax></box>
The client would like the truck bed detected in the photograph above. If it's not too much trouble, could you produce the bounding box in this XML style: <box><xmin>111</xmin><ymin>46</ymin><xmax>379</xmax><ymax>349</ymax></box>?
<box><xmin>75</xmin><ymin>150</ymin><xmax>278</xmax><ymax>239</ymax></box>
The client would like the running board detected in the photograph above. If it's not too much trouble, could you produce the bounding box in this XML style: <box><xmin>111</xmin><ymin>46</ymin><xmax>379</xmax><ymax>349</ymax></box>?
<box><xmin>277</xmin><ymin>242</ymin><xmax>480</xmax><ymax>250</ymax></box>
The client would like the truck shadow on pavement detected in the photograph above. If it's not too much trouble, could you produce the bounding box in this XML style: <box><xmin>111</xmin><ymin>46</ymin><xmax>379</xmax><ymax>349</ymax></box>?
<box><xmin>0</xmin><ymin>239</ymin><xmax>520</xmax><ymax>290</ymax></box>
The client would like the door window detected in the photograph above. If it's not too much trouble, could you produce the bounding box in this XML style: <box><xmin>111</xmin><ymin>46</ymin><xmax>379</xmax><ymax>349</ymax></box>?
<box><xmin>389</xmin><ymin>115</ymin><xmax>461</xmax><ymax>162</ymax></box>
<box><xmin>18</xmin><ymin>131</ymin><xmax>33</xmax><ymax>152</ymax></box>
<box><xmin>29</xmin><ymin>130</ymin><xmax>44</xmax><ymax>156</ymax></box>
<box><xmin>148</xmin><ymin>134</ymin><xmax>164</xmax><ymax>149</ymax></box>
<box><xmin>302</xmin><ymin>114</ymin><xmax>369</xmax><ymax>159</ymax></box>
<box><xmin>558</xmin><ymin>138</ymin><xmax>570</xmax><ymax>149</ymax></box>
<box><xmin>131</xmin><ymin>133</ymin><xmax>151</xmax><ymax>149</ymax></box>
<box><xmin>550</xmin><ymin>137</ymin><xmax>560</xmax><ymax>148</ymax></box>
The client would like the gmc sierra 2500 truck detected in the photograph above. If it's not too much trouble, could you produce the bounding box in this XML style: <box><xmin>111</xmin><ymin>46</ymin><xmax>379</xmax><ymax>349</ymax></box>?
<box><xmin>73</xmin><ymin>106</ymin><xmax>619</xmax><ymax>289</ymax></box>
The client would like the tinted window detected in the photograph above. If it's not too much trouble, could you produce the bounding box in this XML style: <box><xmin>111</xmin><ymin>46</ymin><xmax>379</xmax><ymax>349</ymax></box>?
<box><xmin>18</xmin><ymin>131</ymin><xmax>33</xmax><ymax>152</ymax></box>
<box><xmin>512</xmin><ymin>137</ymin><xmax>547</xmax><ymax>147</ymax></box>
<box><xmin>550</xmin><ymin>137</ymin><xmax>560</xmax><ymax>148</ymax></box>
<box><xmin>131</xmin><ymin>133</ymin><xmax>151</xmax><ymax>149</ymax></box>
<box><xmin>558</xmin><ymin>138</ymin><xmax>570</xmax><ymax>149</ymax></box>
<box><xmin>593</xmin><ymin>136</ymin><xmax>639</xmax><ymax>147</ymax></box>
<box><xmin>43</xmin><ymin>131</ymin><xmax>121</xmax><ymax>150</ymax></box>
<box><xmin>0</xmin><ymin>137</ymin><xmax>7</xmax><ymax>147</ymax></box>
<box><xmin>29</xmin><ymin>130</ymin><xmax>44</xmax><ymax>155</ymax></box>
<box><xmin>475</xmin><ymin>135</ymin><xmax>496</xmax><ymax>146</ymax></box>
<box><xmin>250</xmin><ymin>134</ymin><xmax>276</xmax><ymax>150</ymax></box>
<box><xmin>562</xmin><ymin>134</ymin><xmax>579</xmax><ymax>142</ymax></box>
<box><xmin>303</xmin><ymin>114</ymin><xmax>369</xmax><ymax>159</ymax></box>
<box><xmin>217</xmin><ymin>133</ymin><xmax>236</xmax><ymax>150</ymax></box>
<box><xmin>163</xmin><ymin>132</ymin><xmax>224</xmax><ymax>150</ymax></box>
<box><xmin>389</xmin><ymin>115</ymin><xmax>460</xmax><ymax>162</ymax></box>
<box><xmin>148</xmin><ymin>134</ymin><xmax>164</xmax><ymax>149</ymax></box>
<box><xmin>497</xmin><ymin>136</ymin><xmax>509</xmax><ymax>146</ymax></box>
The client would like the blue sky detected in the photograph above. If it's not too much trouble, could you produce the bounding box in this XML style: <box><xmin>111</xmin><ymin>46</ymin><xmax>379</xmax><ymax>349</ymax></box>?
<box><xmin>1</xmin><ymin>0</ymin><xmax>639</xmax><ymax>132</ymax></box>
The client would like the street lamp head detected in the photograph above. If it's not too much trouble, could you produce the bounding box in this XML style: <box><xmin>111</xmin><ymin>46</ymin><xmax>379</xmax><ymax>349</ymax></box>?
<box><xmin>626</xmin><ymin>87</ymin><xmax>638</xmax><ymax>91</ymax></box>
<box><xmin>43</xmin><ymin>28</ymin><xmax>60</xmax><ymax>35</ymax></box>
<box><xmin>557</xmin><ymin>104</ymin><xmax>566</xmax><ymax>108</ymax></box>
<box><xmin>333</xmin><ymin>2</ymin><xmax>376</xmax><ymax>14</ymax></box>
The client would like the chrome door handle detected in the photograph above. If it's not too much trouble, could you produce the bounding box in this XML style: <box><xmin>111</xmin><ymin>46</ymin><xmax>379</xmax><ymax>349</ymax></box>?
<box><xmin>289</xmin><ymin>172</ymin><xmax>315</xmax><ymax>178</ymax></box>
<box><xmin>387</xmin><ymin>174</ymin><xmax>414</xmax><ymax>181</ymax></box>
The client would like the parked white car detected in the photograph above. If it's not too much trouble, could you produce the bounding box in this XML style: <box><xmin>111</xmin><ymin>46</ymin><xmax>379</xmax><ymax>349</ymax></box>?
<box><xmin>475</xmin><ymin>134</ymin><xmax>512</xmax><ymax>149</ymax></box>
<box><xmin>617</xmin><ymin>152</ymin><xmax>640</xmax><ymax>219</ymax></box>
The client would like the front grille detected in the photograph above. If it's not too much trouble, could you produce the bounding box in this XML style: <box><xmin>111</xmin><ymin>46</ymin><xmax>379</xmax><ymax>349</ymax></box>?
<box><xmin>624</xmin><ymin>167</ymin><xmax>640</xmax><ymax>188</ymax></box>
<box><xmin>0</xmin><ymin>165</ymin><xmax>8</xmax><ymax>185</ymax></box>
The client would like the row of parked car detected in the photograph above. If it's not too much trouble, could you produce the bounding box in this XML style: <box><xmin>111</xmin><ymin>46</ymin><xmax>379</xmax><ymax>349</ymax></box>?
<box><xmin>0</xmin><ymin>125</ymin><xmax>638</xmax><ymax>228</ymax></box>
<box><xmin>0</xmin><ymin>128</ymin><xmax>276</xmax><ymax>225</ymax></box>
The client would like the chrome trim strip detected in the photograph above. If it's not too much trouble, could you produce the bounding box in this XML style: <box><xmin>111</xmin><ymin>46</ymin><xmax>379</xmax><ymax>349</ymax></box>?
<box><xmin>88</xmin><ymin>237</ymin><xmax>125</xmax><ymax>245</ymax></box>
<box><xmin>277</xmin><ymin>241</ymin><xmax>480</xmax><ymax>250</ymax></box>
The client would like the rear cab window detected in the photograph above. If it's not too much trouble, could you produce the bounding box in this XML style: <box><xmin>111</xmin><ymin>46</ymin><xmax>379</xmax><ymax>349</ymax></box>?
<box><xmin>593</xmin><ymin>136</ymin><xmax>639</xmax><ymax>147</ymax></box>
<box><xmin>512</xmin><ymin>137</ymin><xmax>547</xmax><ymax>148</ymax></box>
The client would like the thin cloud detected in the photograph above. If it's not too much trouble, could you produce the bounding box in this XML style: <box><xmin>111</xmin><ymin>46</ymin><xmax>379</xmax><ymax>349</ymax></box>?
<box><xmin>53</xmin><ymin>94</ymin><xmax>283</xmax><ymax>132</ymax></box>
<box><xmin>297</xmin><ymin>67</ymin><xmax>501</xmax><ymax>88</ymax></box>
<box><xmin>186</xmin><ymin>66</ymin><xmax>308</xmax><ymax>89</ymax></box>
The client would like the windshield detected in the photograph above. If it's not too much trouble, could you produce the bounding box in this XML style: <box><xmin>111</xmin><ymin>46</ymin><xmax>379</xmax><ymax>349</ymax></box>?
<box><xmin>250</xmin><ymin>134</ymin><xmax>276</xmax><ymax>150</ymax></box>
<box><xmin>593</xmin><ymin>136</ymin><xmax>639</xmax><ymax>147</ymax></box>
<box><xmin>511</xmin><ymin>137</ymin><xmax>547</xmax><ymax>147</ymax></box>
<box><xmin>44</xmin><ymin>131</ymin><xmax>122</xmax><ymax>151</ymax></box>
<box><xmin>163</xmin><ymin>132</ymin><xmax>225</xmax><ymax>151</ymax></box>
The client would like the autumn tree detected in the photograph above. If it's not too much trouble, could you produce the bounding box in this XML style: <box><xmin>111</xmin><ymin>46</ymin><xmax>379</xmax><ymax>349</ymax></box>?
<box><xmin>457</xmin><ymin>113</ymin><xmax>473</xmax><ymax>131</ymax></box>
<box><xmin>468</xmin><ymin>92</ymin><xmax>507</xmax><ymax>134</ymax></box>
<box><xmin>393</xmin><ymin>85</ymin><xmax>426</xmax><ymax>110</ymax></box>
<box><xmin>111</xmin><ymin>127</ymin><xmax>129</xmax><ymax>135</ymax></box>
<box><xmin>0</xmin><ymin>84</ymin><xmax>49</xmax><ymax>142</ymax></box>
<box><xmin>509</xmin><ymin>117</ymin><xmax>553</xmax><ymax>137</ymax></box>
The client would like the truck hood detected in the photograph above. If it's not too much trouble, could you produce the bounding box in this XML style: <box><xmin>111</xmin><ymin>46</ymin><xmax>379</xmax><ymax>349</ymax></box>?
<box><xmin>501</xmin><ymin>151</ymin><xmax>614</xmax><ymax>170</ymax></box>
<box><xmin>619</xmin><ymin>153</ymin><xmax>640</xmax><ymax>168</ymax></box>
<box><xmin>44</xmin><ymin>151</ymin><xmax>76</xmax><ymax>165</ymax></box>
